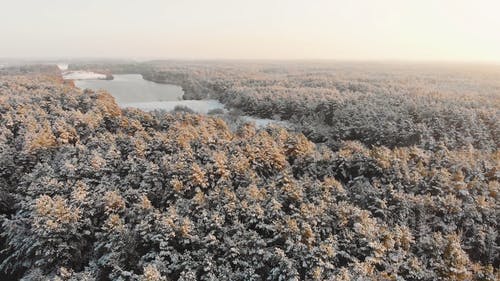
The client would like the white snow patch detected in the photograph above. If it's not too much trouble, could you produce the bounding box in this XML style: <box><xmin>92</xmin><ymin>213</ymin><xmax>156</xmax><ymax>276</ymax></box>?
<box><xmin>63</xmin><ymin>71</ymin><xmax>106</xmax><ymax>80</ymax></box>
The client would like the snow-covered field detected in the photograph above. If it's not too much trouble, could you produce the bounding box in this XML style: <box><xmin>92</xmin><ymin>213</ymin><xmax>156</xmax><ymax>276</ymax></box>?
<box><xmin>239</xmin><ymin>116</ymin><xmax>291</xmax><ymax>128</ymax></box>
<box><xmin>63</xmin><ymin>71</ymin><xmax>107</xmax><ymax>80</ymax></box>
<box><xmin>120</xmin><ymin>100</ymin><xmax>225</xmax><ymax>114</ymax></box>
<box><xmin>120</xmin><ymin>100</ymin><xmax>289</xmax><ymax>127</ymax></box>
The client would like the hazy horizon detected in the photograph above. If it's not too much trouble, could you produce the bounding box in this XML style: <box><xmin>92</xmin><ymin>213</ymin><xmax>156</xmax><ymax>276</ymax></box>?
<box><xmin>1</xmin><ymin>0</ymin><xmax>500</xmax><ymax>63</ymax></box>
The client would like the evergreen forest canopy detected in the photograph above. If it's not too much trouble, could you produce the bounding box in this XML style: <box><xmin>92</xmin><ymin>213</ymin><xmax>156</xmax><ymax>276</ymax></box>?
<box><xmin>71</xmin><ymin>61</ymin><xmax>500</xmax><ymax>150</ymax></box>
<box><xmin>0</xmin><ymin>62</ymin><xmax>498</xmax><ymax>280</ymax></box>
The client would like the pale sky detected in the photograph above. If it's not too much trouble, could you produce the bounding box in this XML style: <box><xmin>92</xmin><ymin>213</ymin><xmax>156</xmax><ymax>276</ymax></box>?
<box><xmin>1</xmin><ymin>0</ymin><xmax>499</xmax><ymax>62</ymax></box>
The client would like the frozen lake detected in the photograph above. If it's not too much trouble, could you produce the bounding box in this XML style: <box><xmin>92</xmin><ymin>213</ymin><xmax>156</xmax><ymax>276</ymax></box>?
<box><xmin>74</xmin><ymin>74</ymin><xmax>186</xmax><ymax>104</ymax></box>
<box><xmin>74</xmin><ymin>74</ymin><xmax>225</xmax><ymax>113</ymax></box>
<box><xmin>74</xmin><ymin>73</ymin><xmax>288</xmax><ymax>127</ymax></box>
<box><xmin>75</xmin><ymin>74</ymin><xmax>225</xmax><ymax>113</ymax></box>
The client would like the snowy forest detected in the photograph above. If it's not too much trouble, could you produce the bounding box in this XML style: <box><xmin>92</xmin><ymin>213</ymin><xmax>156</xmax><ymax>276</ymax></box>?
<box><xmin>0</xmin><ymin>63</ymin><xmax>498</xmax><ymax>280</ymax></box>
